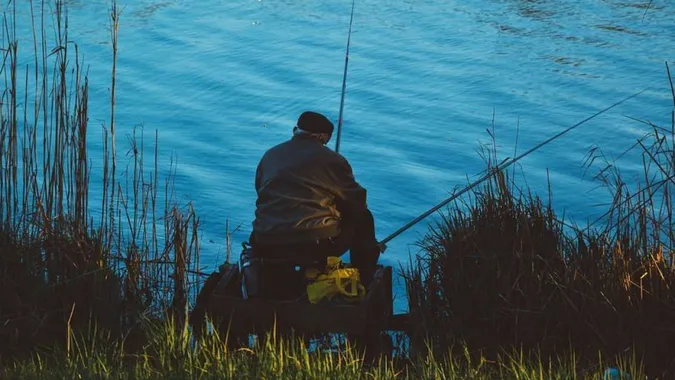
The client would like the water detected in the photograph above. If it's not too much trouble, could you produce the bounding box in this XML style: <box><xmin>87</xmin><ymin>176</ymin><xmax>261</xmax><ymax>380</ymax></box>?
<box><xmin>7</xmin><ymin>0</ymin><xmax>675</xmax><ymax>312</ymax></box>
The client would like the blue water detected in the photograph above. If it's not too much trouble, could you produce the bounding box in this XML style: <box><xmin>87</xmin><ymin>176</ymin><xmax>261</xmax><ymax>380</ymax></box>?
<box><xmin>7</xmin><ymin>0</ymin><xmax>675</xmax><ymax>312</ymax></box>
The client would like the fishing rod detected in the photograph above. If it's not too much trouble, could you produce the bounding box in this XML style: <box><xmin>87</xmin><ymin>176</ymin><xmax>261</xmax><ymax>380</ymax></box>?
<box><xmin>334</xmin><ymin>0</ymin><xmax>356</xmax><ymax>154</ymax></box>
<box><xmin>376</xmin><ymin>87</ymin><xmax>650</xmax><ymax>251</ymax></box>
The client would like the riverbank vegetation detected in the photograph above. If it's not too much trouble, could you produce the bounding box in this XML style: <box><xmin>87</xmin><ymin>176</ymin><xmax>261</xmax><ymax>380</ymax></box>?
<box><xmin>1</xmin><ymin>0</ymin><xmax>673</xmax><ymax>379</ymax></box>
<box><xmin>0</xmin><ymin>315</ymin><xmax>648</xmax><ymax>379</ymax></box>
<box><xmin>403</xmin><ymin>68</ymin><xmax>675</xmax><ymax>378</ymax></box>
<box><xmin>0</xmin><ymin>0</ymin><xmax>201</xmax><ymax>363</ymax></box>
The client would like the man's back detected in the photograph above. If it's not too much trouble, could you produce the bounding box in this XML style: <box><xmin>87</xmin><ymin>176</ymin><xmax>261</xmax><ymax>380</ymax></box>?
<box><xmin>248</xmin><ymin>110</ymin><xmax>381</xmax><ymax>291</ymax></box>
<box><xmin>252</xmin><ymin>134</ymin><xmax>366</xmax><ymax>244</ymax></box>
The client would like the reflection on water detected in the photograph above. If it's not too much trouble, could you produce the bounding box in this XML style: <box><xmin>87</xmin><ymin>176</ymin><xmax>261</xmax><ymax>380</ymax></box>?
<box><xmin>473</xmin><ymin>0</ymin><xmax>671</xmax><ymax>81</ymax></box>
<box><xmin>514</xmin><ymin>0</ymin><xmax>555</xmax><ymax>20</ymax></box>
<box><xmin>616</xmin><ymin>1</ymin><xmax>666</xmax><ymax>12</ymax></box>
<box><xmin>595</xmin><ymin>23</ymin><xmax>648</xmax><ymax>36</ymax></box>
<box><xmin>546</xmin><ymin>56</ymin><xmax>586</xmax><ymax>67</ymax></box>
<box><xmin>131</xmin><ymin>2</ymin><xmax>175</xmax><ymax>19</ymax></box>
<box><xmin>495</xmin><ymin>24</ymin><xmax>527</xmax><ymax>34</ymax></box>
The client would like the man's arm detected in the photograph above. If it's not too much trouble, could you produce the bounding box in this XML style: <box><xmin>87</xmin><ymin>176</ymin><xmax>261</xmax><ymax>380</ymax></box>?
<box><xmin>254</xmin><ymin>160</ymin><xmax>263</xmax><ymax>193</ymax></box>
<box><xmin>327</xmin><ymin>155</ymin><xmax>368</xmax><ymax>213</ymax></box>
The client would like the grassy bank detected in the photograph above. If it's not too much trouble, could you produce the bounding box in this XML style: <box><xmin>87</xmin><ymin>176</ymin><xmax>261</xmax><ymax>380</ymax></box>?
<box><xmin>0</xmin><ymin>316</ymin><xmax>648</xmax><ymax>379</ymax></box>
<box><xmin>403</xmin><ymin>65</ymin><xmax>675</xmax><ymax>378</ymax></box>
<box><xmin>0</xmin><ymin>0</ymin><xmax>201</xmax><ymax>362</ymax></box>
<box><xmin>3</xmin><ymin>328</ymin><xmax>645</xmax><ymax>379</ymax></box>
<box><xmin>1</xmin><ymin>0</ymin><xmax>674</xmax><ymax>378</ymax></box>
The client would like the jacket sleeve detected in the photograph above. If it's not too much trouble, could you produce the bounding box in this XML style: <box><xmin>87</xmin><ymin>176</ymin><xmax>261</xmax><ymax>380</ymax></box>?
<box><xmin>328</xmin><ymin>155</ymin><xmax>368</xmax><ymax>211</ymax></box>
<box><xmin>255</xmin><ymin>160</ymin><xmax>262</xmax><ymax>192</ymax></box>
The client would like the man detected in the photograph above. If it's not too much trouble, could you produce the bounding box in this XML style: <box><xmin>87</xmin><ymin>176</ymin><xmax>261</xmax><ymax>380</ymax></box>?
<box><xmin>249</xmin><ymin>111</ymin><xmax>382</xmax><ymax>296</ymax></box>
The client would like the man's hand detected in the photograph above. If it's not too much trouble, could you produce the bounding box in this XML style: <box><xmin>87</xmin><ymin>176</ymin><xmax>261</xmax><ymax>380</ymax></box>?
<box><xmin>376</xmin><ymin>242</ymin><xmax>387</xmax><ymax>253</ymax></box>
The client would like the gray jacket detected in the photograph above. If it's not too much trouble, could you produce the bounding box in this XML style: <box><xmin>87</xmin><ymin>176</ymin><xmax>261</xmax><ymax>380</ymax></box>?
<box><xmin>252</xmin><ymin>135</ymin><xmax>367</xmax><ymax>244</ymax></box>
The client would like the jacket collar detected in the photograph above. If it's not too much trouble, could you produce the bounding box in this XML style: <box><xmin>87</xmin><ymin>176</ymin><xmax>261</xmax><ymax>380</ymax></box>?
<box><xmin>292</xmin><ymin>134</ymin><xmax>327</xmax><ymax>145</ymax></box>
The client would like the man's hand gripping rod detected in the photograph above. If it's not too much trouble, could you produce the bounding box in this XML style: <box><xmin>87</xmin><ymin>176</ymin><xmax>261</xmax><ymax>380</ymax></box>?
<box><xmin>375</xmin><ymin>88</ymin><xmax>649</xmax><ymax>253</ymax></box>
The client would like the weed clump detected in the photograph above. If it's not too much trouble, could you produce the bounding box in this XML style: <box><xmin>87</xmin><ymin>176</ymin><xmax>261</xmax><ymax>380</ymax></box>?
<box><xmin>404</xmin><ymin>65</ymin><xmax>675</xmax><ymax>377</ymax></box>
<box><xmin>0</xmin><ymin>0</ymin><xmax>201</xmax><ymax>362</ymax></box>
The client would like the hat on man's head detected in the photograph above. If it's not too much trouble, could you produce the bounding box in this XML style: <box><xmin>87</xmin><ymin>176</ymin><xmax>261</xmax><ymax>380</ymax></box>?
<box><xmin>297</xmin><ymin>111</ymin><xmax>334</xmax><ymax>135</ymax></box>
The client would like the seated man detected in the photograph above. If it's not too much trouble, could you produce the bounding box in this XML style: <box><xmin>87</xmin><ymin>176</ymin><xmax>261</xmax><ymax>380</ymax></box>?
<box><xmin>248</xmin><ymin>111</ymin><xmax>382</xmax><ymax>297</ymax></box>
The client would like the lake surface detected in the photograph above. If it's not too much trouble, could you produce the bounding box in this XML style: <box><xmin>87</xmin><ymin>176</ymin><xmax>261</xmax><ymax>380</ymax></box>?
<box><xmin>8</xmin><ymin>0</ymin><xmax>675</xmax><ymax>312</ymax></box>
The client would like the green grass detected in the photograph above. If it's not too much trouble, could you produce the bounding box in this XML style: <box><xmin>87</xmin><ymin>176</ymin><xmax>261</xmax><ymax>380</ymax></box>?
<box><xmin>0</xmin><ymin>316</ymin><xmax>646</xmax><ymax>379</ymax></box>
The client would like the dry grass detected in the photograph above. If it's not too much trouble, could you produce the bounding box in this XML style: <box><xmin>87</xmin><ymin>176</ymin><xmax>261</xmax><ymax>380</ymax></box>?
<box><xmin>404</xmin><ymin>63</ymin><xmax>675</xmax><ymax>378</ymax></box>
<box><xmin>0</xmin><ymin>0</ymin><xmax>201</xmax><ymax>361</ymax></box>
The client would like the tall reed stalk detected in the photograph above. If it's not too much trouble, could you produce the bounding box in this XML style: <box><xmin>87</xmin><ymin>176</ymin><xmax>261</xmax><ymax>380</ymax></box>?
<box><xmin>0</xmin><ymin>0</ymin><xmax>201</xmax><ymax>360</ymax></box>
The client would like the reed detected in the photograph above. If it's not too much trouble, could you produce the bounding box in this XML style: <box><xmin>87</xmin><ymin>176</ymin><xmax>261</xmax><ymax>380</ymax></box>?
<box><xmin>403</xmin><ymin>63</ymin><xmax>675</xmax><ymax>378</ymax></box>
<box><xmin>0</xmin><ymin>0</ymin><xmax>201</xmax><ymax>361</ymax></box>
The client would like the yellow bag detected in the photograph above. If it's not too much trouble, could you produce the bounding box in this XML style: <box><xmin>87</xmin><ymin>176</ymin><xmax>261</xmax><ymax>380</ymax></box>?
<box><xmin>305</xmin><ymin>256</ymin><xmax>366</xmax><ymax>304</ymax></box>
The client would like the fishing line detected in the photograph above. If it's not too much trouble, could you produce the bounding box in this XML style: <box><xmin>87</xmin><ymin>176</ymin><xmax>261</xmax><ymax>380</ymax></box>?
<box><xmin>377</xmin><ymin>87</ymin><xmax>651</xmax><ymax>251</ymax></box>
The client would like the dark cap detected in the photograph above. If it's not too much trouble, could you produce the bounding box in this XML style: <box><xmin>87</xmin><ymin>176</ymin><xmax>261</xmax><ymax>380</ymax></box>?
<box><xmin>297</xmin><ymin>111</ymin><xmax>334</xmax><ymax>134</ymax></box>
